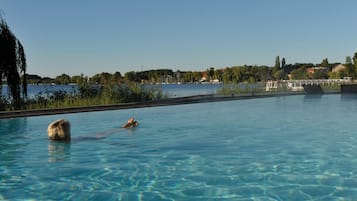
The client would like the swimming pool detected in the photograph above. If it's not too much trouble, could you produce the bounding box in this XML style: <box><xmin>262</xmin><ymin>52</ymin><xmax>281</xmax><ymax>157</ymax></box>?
<box><xmin>1</xmin><ymin>94</ymin><xmax>357</xmax><ymax>200</ymax></box>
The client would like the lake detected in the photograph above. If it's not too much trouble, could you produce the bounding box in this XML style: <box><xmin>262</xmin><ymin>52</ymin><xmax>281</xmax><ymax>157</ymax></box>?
<box><xmin>1</xmin><ymin>83</ymin><xmax>224</xmax><ymax>99</ymax></box>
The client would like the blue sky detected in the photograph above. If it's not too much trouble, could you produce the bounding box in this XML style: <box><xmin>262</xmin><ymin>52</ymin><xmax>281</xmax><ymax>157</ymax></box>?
<box><xmin>1</xmin><ymin>0</ymin><xmax>357</xmax><ymax>77</ymax></box>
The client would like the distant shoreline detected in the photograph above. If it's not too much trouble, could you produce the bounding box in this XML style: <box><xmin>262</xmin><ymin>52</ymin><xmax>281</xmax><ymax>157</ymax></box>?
<box><xmin>0</xmin><ymin>91</ymin><xmax>328</xmax><ymax>119</ymax></box>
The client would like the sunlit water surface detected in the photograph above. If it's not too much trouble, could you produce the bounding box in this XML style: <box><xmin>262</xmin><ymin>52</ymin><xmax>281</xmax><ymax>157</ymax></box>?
<box><xmin>1</xmin><ymin>94</ymin><xmax>357</xmax><ymax>200</ymax></box>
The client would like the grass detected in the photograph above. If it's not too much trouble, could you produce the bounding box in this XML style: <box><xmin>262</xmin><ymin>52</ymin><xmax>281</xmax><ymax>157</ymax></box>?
<box><xmin>1</xmin><ymin>83</ymin><xmax>167</xmax><ymax>111</ymax></box>
<box><xmin>217</xmin><ymin>83</ymin><xmax>286</xmax><ymax>96</ymax></box>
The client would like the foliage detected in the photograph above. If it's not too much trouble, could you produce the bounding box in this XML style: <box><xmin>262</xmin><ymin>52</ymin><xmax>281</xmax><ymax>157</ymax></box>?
<box><xmin>0</xmin><ymin>96</ymin><xmax>10</xmax><ymax>110</ymax></box>
<box><xmin>328</xmin><ymin>71</ymin><xmax>347</xmax><ymax>79</ymax></box>
<box><xmin>274</xmin><ymin>56</ymin><xmax>280</xmax><ymax>70</ymax></box>
<box><xmin>0</xmin><ymin>17</ymin><xmax>27</xmax><ymax>109</ymax></box>
<box><xmin>273</xmin><ymin>70</ymin><xmax>285</xmax><ymax>80</ymax></box>
<box><xmin>345</xmin><ymin>56</ymin><xmax>355</xmax><ymax>78</ymax></box>
<box><xmin>26</xmin><ymin>74</ymin><xmax>42</xmax><ymax>84</ymax></box>
<box><xmin>321</xmin><ymin>83</ymin><xmax>341</xmax><ymax>92</ymax></box>
<box><xmin>206</xmin><ymin>67</ymin><xmax>215</xmax><ymax>81</ymax></box>
<box><xmin>217</xmin><ymin>84</ymin><xmax>241</xmax><ymax>95</ymax></box>
<box><xmin>346</xmin><ymin>56</ymin><xmax>352</xmax><ymax>65</ymax></box>
<box><xmin>217</xmin><ymin>83</ymin><xmax>266</xmax><ymax>95</ymax></box>
<box><xmin>281</xmin><ymin>57</ymin><xmax>286</xmax><ymax>68</ymax></box>
<box><xmin>353</xmin><ymin>52</ymin><xmax>357</xmax><ymax>77</ymax></box>
<box><xmin>290</xmin><ymin>67</ymin><xmax>308</xmax><ymax>80</ymax></box>
<box><xmin>321</xmin><ymin>58</ymin><xmax>329</xmax><ymax>68</ymax></box>
<box><xmin>309</xmin><ymin>70</ymin><xmax>328</xmax><ymax>79</ymax></box>
<box><xmin>213</xmin><ymin>69</ymin><xmax>223</xmax><ymax>81</ymax></box>
<box><xmin>21</xmin><ymin>51</ymin><xmax>357</xmax><ymax>87</ymax></box>
<box><xmin>55</xmin><ymin>74</ymin><xmax>71</xmax><ymax>85</ymax></box>
<box><xmin>19</xmin><ymin>82</ymin><xmax>167</xmax><ymax>111</ymax></box>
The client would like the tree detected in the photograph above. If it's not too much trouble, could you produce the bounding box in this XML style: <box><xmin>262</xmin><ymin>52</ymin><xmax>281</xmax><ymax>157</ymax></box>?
<box><xmin>353</xmin><ymin>52</ymin><xmax>357</xmax><ymax>76</ymax></box>
<box><xmin>90</xmin><ymin>73</ymin><xmax>101</xmax><ymax>84</ymax></box>
<box><xmin>124</xmin><ymin>71</ymin><xmax>137</xmax><ymax>82</ymax></box>
<box><xmin>192</xmin><ymin>71</ymin><xmax>202</xmax><ymax>82</ymax></box>
<box><xmin>232</xmin><ymin>67</ymin><xmax>242</xmax><ymax>83</ymax></box>
<box><xmin>321</xmin><ymin>58</ymin><xmax>329</xmax><ymax>68</ymax></box>
<box><xmin>213</xmin><ymin>69</ymin><xmax>222</xmax><ymax>81</ymax></box>
<box><xmin>99</xmin><ymin>72</ymin><xmax>111</xmax><ymax>85</ymax></box>
<box><xmin>111</xmin><ymin>71</ymin><xmax>122</xmax><ymax>83</ymax></box>
<box><xmin>55</xmin><ymin>74</ymin><xmax>71</xmax><ymax>85</ymax></box>
<box><xmin>0</xmin><ymin>17</ymin><xmax>27</xmax><ymax>108</ymax></box>
<box><xmin>345</xmin><ymin>56</ymin><xmax>354</xmax><ymax>78</ymax></box>
<box><xmin>222</xmin><ymin>68</ymin><xmax>232</xmax><ymax>83</ymax></box>
<box><xmin>256</xmin><ymin>66</ymin><xmax>272</xmax><ymax>81</ymax></box>
<box><xmin>71</xmin><ymin>74</ymin><xmax>87</xmax><ymax>85</ymax></box>
<box><xmin>181</xmin><ymin>71</ymin><xmax>193</xmax><ymax>83</ymax></box>
<box><xmin>310</xmin><ymin>70</ymin><xmax>328</xmax><ymax>79</ymax></box>
<box><xmin>206</xmin><ymin>67</ymin><xmax>214</xmax><ymax>81</ymax></box>
<box><xmin>26</xmin><ymin>74</ymin><xmax>42</xmax><ymax>84</ymax></box>
<box><xmin>346</xmin><ymin>56</ymin><xmax>352</xmax><ymax>65</ymax></box>
<box><xmin>281</xmin><ymin>58</ymin><xmax>286</xmax><ymax>69</ymax></box>
<box><xmin>290</xmin><ymin>67</ymin><xmax>308</xmax><ymax>80</ymax></box>
<box><xmin>328</xmin><ymin>71</ymin><xmax>347</xmax><ymax>79</ymax></box>
<box><xmin>274</xmin><ymin>56</ymin><xmax>280</xmax><ymax>70</ymax></box>
<box><xmin>274</xmin><ymin>70</ymin><xmax>285</xmax><ymax>80</ymax></box>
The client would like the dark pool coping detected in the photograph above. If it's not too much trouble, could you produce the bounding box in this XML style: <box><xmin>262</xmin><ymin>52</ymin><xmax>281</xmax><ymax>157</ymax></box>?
<box><xmin>0</xmin><ymin>91</ymin><xmax>310</xmax><ymax>119</ymax></box>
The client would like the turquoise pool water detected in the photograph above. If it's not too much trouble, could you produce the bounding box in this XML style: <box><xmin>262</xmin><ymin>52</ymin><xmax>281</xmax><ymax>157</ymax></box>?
<box><xmin>1</xmin><ymin>94</ymin><xmax>357</xmax><ymax>200</ymax></box>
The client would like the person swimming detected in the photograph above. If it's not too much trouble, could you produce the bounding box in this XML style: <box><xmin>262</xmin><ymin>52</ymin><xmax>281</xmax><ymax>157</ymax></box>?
<box><xmin>121</xmin><ymin>117</ymin><xmax>139</xmax><ymax>128</ymax></box>
<box><xmin>48</xmin><ymin>117</ymin><xmax>139</xmax><ymax>142</ymax></box>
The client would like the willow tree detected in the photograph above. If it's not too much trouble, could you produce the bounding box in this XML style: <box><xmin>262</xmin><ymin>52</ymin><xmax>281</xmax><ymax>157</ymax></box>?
<box><xmin>0</xmin><ymin>17</ymin><xmax>27</xmax><ymax>109</ymax></box>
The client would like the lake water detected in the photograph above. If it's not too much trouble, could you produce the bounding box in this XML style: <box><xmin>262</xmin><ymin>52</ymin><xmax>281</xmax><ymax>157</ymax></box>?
<box><xmin>1</xmin><ymin>94</ymin><xmax>357</xmax><ymax>200</ymax></box>
<box><xmin>1</xmin><ymin>84</ymin><xmax>223</xmax><ymax>99</ymax></box>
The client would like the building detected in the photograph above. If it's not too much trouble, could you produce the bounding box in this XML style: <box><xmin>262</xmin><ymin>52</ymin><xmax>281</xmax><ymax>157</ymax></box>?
<box><xmin>332</xmin><ymin>64</ymin><xmax>346</xmax><ymax>73</ymax></box>
<box><xmin>306</xmin><ymin>67</ymin><xmax>327</xmax><ymax>74</ymax></box>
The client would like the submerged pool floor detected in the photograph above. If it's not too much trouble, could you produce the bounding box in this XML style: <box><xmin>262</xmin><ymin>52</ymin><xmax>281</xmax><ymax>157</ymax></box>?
<box><xmin>1</xmin><ymin>94</ymin><xmax>357</xmax><ymax>200</ymax></box>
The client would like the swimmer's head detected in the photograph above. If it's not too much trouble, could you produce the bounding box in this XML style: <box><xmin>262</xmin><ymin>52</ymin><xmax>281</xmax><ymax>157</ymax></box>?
<box><xmin>47</xmin><ymin>119</ymin><xmax>71</xmax><ymax>141</ymax></box>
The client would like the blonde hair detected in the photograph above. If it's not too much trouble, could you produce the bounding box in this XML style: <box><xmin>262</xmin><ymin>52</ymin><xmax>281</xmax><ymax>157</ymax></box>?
<box><xmin>47</xmin><ymin>119</ymin><xmax>71</xmax><ymax>141</ymax></box>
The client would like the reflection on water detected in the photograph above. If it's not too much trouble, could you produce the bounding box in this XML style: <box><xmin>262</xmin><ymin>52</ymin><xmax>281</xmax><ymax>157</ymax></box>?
<box><xmin>47</xmin><ymin>127</ymin><xmax>131</xmax><ymax>162</ymax></box>
<box><xmin>341</xmin><ymin>93</ymin><xmax>357</xmax><ymax>101</ymax></box>
<box><xmin>303</xmin><ymin>94</ymin><xmax>323</xmax><ymax>102</ymax></box>
<box><xmin>0</xmin><ymin>118</ymin><xmax>28</xmax><ymax>137</ymax></box>
<box><xmin>71</xmin><ymin>127</ymin><xmax>126</xmax><ymax>142</ymax></box>
<box><xmin>0</xmin><ymin>118</ymin><xmax>29</xmax><ymax>166</ymax></box>
<box><xmin>48</xmin><ymin>142</ymin><xmax>71</xmax><ymax>162</ymax></box>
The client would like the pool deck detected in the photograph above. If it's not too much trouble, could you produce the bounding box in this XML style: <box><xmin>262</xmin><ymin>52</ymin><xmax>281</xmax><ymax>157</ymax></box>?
<box><xmin>0</xmin><ymin>91</ymin><xmax>313</xmax><ymax>119</ymax></box>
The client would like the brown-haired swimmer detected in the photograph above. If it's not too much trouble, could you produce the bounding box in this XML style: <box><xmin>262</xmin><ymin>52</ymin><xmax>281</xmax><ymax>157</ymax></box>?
<box><xmin>121</xmin><ymin>117</ymin><xmax>139</xmax><ymax>129</ymax></box>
